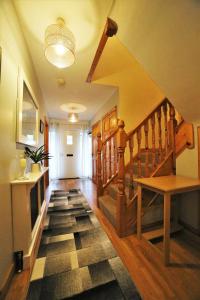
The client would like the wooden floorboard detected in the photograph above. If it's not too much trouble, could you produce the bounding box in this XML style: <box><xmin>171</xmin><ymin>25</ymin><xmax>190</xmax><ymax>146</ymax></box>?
<box><xmin>5</xmin><ymin>179</ymin><xmax>200</xmax><ymax>300</ymax></box>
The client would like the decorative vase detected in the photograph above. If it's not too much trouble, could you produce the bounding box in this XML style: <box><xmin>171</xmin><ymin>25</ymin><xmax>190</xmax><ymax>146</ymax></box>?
<box><xmin>31</xmin><ymin>163</ymin><xmax>41</xmax><ymax>173</ymax></box>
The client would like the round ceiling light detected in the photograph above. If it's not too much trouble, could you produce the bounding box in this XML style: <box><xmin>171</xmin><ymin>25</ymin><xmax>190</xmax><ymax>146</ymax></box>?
<box><xmin>60</xmin><ymin>102</ymin><xmax>86</xmax><ymax>113</ymax></box>
<box><xmin>44</xmin><ymin>17</ymin><xmax>75</xmax><ymax>69</ymax></box>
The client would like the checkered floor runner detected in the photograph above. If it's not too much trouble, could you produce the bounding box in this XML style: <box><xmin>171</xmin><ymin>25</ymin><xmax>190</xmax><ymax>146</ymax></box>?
<box><xmin>27</xmin><ymin>189</ymin><xmax>141</xmax><ymax>299</ymax></box>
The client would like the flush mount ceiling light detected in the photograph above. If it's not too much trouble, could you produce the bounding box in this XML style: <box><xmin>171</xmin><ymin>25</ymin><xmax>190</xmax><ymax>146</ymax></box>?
<box><xmin>44</xmin><ymin>17</ymin><xmax>75</xmax><ymax>68</ymax></box>
<box><xmin>60</xmin><ymin>102</ymin><xmax>86</xmax><ymax>113</ymax></box>
<box><xmin>68</xmin><ymin>112</ymin><xmax>79</xmax><ymax>123</ymax></box>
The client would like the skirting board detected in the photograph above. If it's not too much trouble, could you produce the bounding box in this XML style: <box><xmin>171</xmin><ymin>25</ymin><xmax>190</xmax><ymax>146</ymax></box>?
<box><xmin>179</xmin><ymin>219</ymin><xmax>200</xmax><ymax>236</ymax></box>
<box><xmin>23</xmin><ymin>200</ymin><xmax>47</xmax><ymax>269</ymax></box>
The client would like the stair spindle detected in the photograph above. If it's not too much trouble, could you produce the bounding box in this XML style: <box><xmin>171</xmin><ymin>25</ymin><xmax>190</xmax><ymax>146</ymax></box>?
<box><xmin>137</xmin><ymin>128</ymin><xmax>142</xmax><ymax>177</ymax></box>
<box><xmin>109</xmin><ymin>139</ymin><xmax>112</xmax><ymax>179</ymax></box>
<box><xmin>97</xmin><ymin>132</ymin><xmax>103</xmax><ymax>204</ymax></box>
<box><xmin>144</xmin><ymin>121</ymin><xmax>149</xmax><ymax>177</ymax></box>
<box><xmin>169</xmin><ymin>104</ymin><xmax>176</xmax><ymax>174</ymax></box>
<box><xmin>163</xmin><ymin>101</ymin><xmax>168</xmax><ymax>157</ymax></box>
<box><xmin>151</xmin><ymin>114</ymin><xmax>156</xmax><ymax>171</ymax></box>
<box><xmin>103</xmin><ymin>143</ymin><xmax>107</xmax><ymax>184</ymax></box>
<box><xmin>129</xmin><ymin>135</ymin><xmax>134</xmax><ymax>199</ymax></box>
<box><xmin>157</xmin><ymin>107</ymin><xmax>162</xmax><ymax>162</ymax></box>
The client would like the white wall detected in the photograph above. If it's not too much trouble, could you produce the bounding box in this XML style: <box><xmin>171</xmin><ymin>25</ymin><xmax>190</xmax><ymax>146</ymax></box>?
<box><xmin>0</xmin><ymin>0</ymin><xmax>46</xmax><ymax>291</ymax></box>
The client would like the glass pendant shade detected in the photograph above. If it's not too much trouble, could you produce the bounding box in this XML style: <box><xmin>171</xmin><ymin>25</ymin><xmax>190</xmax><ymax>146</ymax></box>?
<box><xmin>68</xmin><ymin>112</ymin><xmax>79</xmax><ymax>123</ymax></box>
<box><xmin>45</xmin><ymin>20</ymin><xmax>75</xmax><ymax>68</ymax></box>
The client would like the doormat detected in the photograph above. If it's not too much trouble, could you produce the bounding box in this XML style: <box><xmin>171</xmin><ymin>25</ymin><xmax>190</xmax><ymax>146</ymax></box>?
<box><xmin>27</xmin><ymin>190</ymin><xmax>141</xmax><ymax>300</ymax></box>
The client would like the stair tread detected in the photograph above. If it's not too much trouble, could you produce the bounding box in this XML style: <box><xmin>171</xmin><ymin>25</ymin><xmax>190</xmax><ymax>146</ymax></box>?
<box><xmin>99</xmin><ymin>195</ymin><xmax>116</xmax><ymax>228</ymax></box>
<box><xmin>99</xmin><ymin>195</ymin><xmax>116</xmax><ymax>212</ymax></box>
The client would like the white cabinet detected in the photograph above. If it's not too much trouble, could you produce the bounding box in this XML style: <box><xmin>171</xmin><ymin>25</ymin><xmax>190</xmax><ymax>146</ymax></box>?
<box><xmin>11</xmin><ymin>168</ymin><xmax>48</xmax><ymax>269</ymax></box>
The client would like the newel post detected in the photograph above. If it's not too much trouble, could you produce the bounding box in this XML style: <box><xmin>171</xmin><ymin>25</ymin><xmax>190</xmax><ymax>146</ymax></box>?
<box><xmin>96</xmin><ymin>132</ymin><xmax>103</xmax><ymax>206</ymax></box>
<box><xmin>169</xmin><ymin>104</ymin><xmax>176</xmax><ymax>174</ymax></box>
<box><xmin>116</xmin><ymin>120</ymin><xmax>127</xmax><ymax>237</ymax></box>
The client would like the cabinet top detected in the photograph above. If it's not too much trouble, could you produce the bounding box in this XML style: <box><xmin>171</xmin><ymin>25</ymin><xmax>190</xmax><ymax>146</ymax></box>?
<box><xmin>10</xmin><ymin>167</ymin><xmax>49</xmax><ymax>185</ymax></box>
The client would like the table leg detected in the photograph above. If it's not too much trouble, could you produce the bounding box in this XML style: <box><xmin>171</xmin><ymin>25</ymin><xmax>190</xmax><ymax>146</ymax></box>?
<box><xmin>164</xmin><ymin>192</ymin><xmax>171</xmax><ymax>265</ymax></box>
<box><xmin>137</xmin><ymin>184</ymin><xmax>142</xmax><ymax>239</ymax></box>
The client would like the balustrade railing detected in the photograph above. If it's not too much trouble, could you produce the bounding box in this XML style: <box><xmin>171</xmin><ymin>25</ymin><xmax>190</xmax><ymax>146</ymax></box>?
<box><xmin>101</xmin><ymin>129</ymin><xmax>118</xmax><ymax>187</ymax></box>
<box><xmin>97</xmin><ymin>98</ymin><xmax>178</xmax><ymax>199</ymax></box>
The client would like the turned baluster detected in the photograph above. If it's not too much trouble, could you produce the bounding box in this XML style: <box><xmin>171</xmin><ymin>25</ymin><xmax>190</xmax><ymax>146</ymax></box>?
<box><xmin>157</xmin><ymin>107</ymin><xmax>162</xmax><ymax>163</ymax></box>
<box><xmin>103</xmin><ymin>143</ymin><xmax>107</xmax><ymax>184</ymax></box>
<box><xmin>129</xmin><ymin>135</ymin><xmax>134</xmax><ymax>199</ymax></box>
<box><xmin>114</xmin><ymin>134</ymin><xmax>117</xmax><ymax>175</ymax></box>
<box><xmin>151</xmin><ymin>114</ymin><xmax>156</xmax><ymax>171</ymax></box>
<box><xmin>144</xmin><ymin>121</ymin><xmax>149</xmax><ymax>177</ymax></box>
<box><xmin>97</xmin><ymin>132</ymin><xmax>103</xmax><ymax>204</ymax></box>
<box><xmin>137</xmin><ymin>128</ymin><xmax>142</xmax><ymax>177</ymax></box>
<box><xmin>169</xmin><ymin>104</ymin><xmax>176</xmax><ymax>174</ymax></box>
<box><xmin>109</xmin><ymin>138</ymin><xmax>112</xmax><ymax>179</ymax></box>
<box><xmin>163</xmin><ymin>101</ymin><xmax>168</xmax><ymax>157</ymax></box>
<box><xmin>116</xmin><ymin>120</ymin><xmax>127</xmax><ymax>237</ymax></box>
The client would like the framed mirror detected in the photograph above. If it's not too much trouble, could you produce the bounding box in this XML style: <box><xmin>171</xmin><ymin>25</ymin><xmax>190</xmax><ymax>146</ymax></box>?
<box><xmin>16</xmin><ymin>68</ymin><xmax>39</xmax><ymax>146</ymax></box>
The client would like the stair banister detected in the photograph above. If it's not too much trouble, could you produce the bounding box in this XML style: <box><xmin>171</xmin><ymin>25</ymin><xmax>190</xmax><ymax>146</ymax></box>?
<box><xmin>169</xmin><ymin>104</ymin><xmax>176</xmax><ymax>174</ymax></box>
<box><xmin>97</xmin><ymin>132</ymin><xmax>103</xmax><ymax>205</ymax></box>
<box><xmin>116</xmin><ymin>120</ymin><xmax>127</xmax><ymax>236</ymax></box>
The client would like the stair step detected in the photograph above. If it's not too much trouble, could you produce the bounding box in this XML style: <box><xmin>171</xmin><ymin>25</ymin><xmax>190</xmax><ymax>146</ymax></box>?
<box><xmin>143</xmin><ymin>223</ymin><xmax>183</xmax><ymax>241</ymax></box>
<box><xmin>99</xmin><ymin>195</ymin><xmax>116</xmax><ymax>228</ymax></box>
<box><xmin>106</xmin><ymin>183</ymin><xmax>129</xmax><ymax>201</ymax></box>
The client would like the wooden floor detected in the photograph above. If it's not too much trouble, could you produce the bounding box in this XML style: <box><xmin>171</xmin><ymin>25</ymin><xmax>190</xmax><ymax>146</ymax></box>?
<box><xmin>6</xmin><ymin>179</ymin><xmax>200</xmax><ymax>300</ymax></box>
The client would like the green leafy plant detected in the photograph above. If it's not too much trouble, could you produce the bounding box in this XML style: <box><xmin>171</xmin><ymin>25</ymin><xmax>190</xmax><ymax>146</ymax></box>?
<box><xmin>24</xmin><ymin>145</ymin><xmax>52</xmax><ymax>164</ymax></box>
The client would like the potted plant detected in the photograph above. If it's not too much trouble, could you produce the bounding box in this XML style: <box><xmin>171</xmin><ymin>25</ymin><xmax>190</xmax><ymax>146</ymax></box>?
<box><xmin>24</xmin><ymin>145</ymin><xmax>51</xmax><ymax>173</ymax></box>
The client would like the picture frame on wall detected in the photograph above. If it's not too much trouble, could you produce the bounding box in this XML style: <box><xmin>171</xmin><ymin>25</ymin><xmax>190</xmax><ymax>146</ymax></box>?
<box><xmin>40</xmin><ymin>120</ymin><xmax>44</xmax><ymax>134</ymax></box>
<box><xmin>16</xmin><ymin>67</ymin><xmax>39</xmax><ymax>146</ymax></box>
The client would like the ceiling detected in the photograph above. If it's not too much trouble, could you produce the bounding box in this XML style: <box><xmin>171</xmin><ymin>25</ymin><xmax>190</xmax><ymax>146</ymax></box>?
<box><xmin>13</xmin><ymin>0</ymin><xmax>117</xmax><ymax>121</ymax></box>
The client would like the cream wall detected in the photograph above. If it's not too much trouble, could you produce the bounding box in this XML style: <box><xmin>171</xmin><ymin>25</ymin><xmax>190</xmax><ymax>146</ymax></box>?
<box><xmin>93</xmin><ymin>37</ymin><xmax>164</xmax><ymax>133</ymax></box>
<box><xmin>0</xmin><ymin>0</ymin><xmax>46</xmax><ymax>291</ymax></box>
<box><xmin>176</xmin><ymin>124</ymin><xmax>200</xmax><ymax>232</ymax></box>
<box><xmin>110</xmin><ymin>0</ymin><xmax>200</xmax><ymax>123</ymax></box>
<box><xmin>90</xmin><ymin>89</ymin><xmax>118</xmax><ymax>126</ymax></box>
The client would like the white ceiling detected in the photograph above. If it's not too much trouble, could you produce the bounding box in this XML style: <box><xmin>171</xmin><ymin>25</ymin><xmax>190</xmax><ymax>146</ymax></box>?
<box><xmin>13</xmin><ymin>0</ymin><xmax>117</xmax><ymax>121</ymax></box>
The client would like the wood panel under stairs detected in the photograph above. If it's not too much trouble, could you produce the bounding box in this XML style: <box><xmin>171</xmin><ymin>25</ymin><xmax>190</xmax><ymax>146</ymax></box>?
<box><xmin>96</xmin><ymin>98</ymin><xmax>194</xmax><ymax>237</ymax></box>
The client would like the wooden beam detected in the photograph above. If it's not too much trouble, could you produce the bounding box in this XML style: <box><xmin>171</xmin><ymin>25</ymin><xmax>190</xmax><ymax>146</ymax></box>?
<box><xmin>86</xmin><ymin>18</ymin><xmax>118</xmax><ymax>83</ymax></box>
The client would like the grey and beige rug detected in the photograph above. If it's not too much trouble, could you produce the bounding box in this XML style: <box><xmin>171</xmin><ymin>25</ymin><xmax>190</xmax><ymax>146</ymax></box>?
<box><xmin>27</xmin><ymin>189</ymin><xmax>141</xmax><ymax>300</ymax></box>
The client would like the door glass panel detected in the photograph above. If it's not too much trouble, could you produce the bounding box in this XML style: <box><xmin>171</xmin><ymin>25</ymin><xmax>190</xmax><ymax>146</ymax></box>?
<box><xmin>67</xmin><ymin>135</ymin><xmax>73</xmax><ymax>145</ymax></box>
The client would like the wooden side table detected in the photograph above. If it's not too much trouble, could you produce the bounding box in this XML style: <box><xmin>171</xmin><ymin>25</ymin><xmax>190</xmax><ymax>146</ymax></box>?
<box><xmin>134</xmin><ymin>175</ymin><xmax>200</xmax><ymax>265</ymax></box>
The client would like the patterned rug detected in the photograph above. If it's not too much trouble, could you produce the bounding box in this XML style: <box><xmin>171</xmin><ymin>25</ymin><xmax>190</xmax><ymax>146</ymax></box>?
<box><xmin>27</xmin><ymin>189</ymin><xmax>141</xmax><ymax>300</ymax></box>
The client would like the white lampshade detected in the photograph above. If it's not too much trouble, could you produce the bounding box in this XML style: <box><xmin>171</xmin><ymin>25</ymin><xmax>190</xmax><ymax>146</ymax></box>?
<box><xmin>45</xmin><ymin>18</ymin><xmax>75</xmax><ymax>68</ymax></box>
<box><xmin>68</xmin><ymin>112</ymin><xmax>79</xmax><ymax>123</ymax></box>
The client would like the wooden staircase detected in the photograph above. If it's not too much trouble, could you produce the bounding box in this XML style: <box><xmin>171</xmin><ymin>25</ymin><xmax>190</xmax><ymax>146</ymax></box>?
<box><xmin>96</xmin><ymin>98</ymin><xmax>194</xmax><ymax>237</ymax></box>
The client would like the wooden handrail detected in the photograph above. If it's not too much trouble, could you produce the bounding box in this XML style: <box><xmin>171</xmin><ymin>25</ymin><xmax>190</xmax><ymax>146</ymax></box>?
<box><xmin>103</xmin><ymin>172</ymin><xmax>118</xmax><ymax>189</ymax></box>
<box><xmin>102</xmin><ymin>128</ymin><xmax>118</xmax><ymax>145</ymax></box>
<box><xmin>127</xmin><ymin>98</ymin><xmax>170</xmax><ymax>139</ymax></box>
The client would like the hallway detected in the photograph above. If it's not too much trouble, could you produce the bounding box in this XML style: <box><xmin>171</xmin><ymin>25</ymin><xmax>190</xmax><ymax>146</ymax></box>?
<box><xmin>6</xmin><ymin>179</ymin><xmax>200</xmax><ymax>300</ymax></box>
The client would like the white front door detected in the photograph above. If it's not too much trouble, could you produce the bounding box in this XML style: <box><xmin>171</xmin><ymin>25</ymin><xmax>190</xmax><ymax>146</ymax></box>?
<box><xmin>59</xmin><ymin>130</ymin><xmax>81</xmax><ymax>178</ymax></box>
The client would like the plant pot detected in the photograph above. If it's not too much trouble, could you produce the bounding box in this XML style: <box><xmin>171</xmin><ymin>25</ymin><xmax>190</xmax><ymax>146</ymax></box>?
<box><xmin>31</xmin><ymin>163</ymin><xmax>41</xmax><ymax>173</ymax></box>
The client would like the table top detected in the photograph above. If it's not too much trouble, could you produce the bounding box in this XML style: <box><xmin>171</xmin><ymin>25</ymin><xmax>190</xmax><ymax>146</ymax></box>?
<box><xmin>10</xmin><ymin>167</ymin><xmax>49</xmax><ymax>185</ymax></box>
<box><xmin>134</xmin><ymin>175</ymin><xmax>200</xmax><ymax>193</ymax></box>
